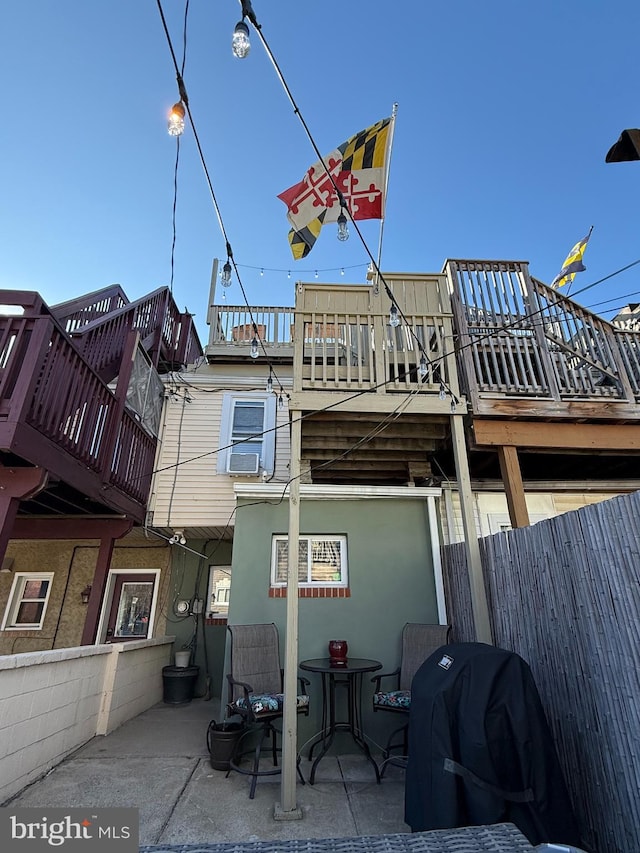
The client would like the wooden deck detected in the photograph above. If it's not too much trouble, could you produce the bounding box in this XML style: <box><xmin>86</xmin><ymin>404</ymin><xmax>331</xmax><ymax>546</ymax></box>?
<box><xmin>445</xmin><ymin>258</ymin><xmax>640</xmax><ymax>420</ymax></box>
<box><xmin>0</xmin><ymin>288</ymin><xmax>202</xmax><ymax>521</ymax></box>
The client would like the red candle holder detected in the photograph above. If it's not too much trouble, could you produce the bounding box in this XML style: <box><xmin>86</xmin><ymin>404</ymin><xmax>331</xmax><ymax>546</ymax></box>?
<box><xmin>328</xmin><ymin>639</ymin><xmax>348</xmax><ymax>667</ymax></box>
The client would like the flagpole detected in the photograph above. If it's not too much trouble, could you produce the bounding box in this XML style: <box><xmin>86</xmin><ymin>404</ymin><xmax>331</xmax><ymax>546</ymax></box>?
<box><xmin>374</xmin><ymin>102</ymin><xmax>398</xmax><ymax>295</ymax></box>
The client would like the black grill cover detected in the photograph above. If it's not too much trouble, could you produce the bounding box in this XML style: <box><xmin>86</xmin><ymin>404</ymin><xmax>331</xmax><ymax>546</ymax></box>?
<box><xmin>404</xmin><ymin>642</ymin><xmax>583</xmax><ymax>848</ymax></box>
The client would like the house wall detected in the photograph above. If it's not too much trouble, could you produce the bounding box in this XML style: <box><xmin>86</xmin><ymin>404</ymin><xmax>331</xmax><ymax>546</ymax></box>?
<box><xmin>149</xmin><ymin>372</ymin><xmax>292</xmax><ymax>530</ymax></box>
<box><xmin>161</xmin><ymin>538</ymin><xmax>233</xmax><ymax>700</ymax></box>
<box><xmin>0</xmin><ymin>541</ymin><xmax>172</xmax><ymax>655</ymax></box>
<box><xmin>0</xmin><ymin>638</ymin><xmax>173</xmax><ymax>803</ymax></box>
<box><xmin>439</xmin><ymin>487</ymin><xmax>624</xmax><ymax>544</ymax></box>
<box><xmin>225</xmin><ymin>495</ymin><xmax>441</xmax><ymax>749</ymax></box>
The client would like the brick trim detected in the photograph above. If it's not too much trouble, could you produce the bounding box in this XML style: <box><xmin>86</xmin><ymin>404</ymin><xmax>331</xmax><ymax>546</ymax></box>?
<box><xmin>269</xmin><ymin>587</ymin><xmax>350</xmax><ymax>598</ymax></box>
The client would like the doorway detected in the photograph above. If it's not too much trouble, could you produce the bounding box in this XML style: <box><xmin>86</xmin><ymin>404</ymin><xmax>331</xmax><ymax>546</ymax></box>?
<box><xmin>104</xmin><ymin>573</ymin><xmax>156</xmax><ymax>642</ymax></box>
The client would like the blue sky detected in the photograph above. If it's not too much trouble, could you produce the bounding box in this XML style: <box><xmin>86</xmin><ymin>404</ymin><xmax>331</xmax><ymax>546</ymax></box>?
<box><xmin>2</xmin><ymin>1</ymin><xmax>639</xmax><ymax>342</ymax></box>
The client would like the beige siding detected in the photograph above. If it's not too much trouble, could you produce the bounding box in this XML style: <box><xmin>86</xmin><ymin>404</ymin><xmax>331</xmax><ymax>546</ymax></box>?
<box><xmin>552</xmin><ymin>492</ymin><xmax>618</xmax><ymax>515</ymax></box>
<box><xmin>149</xmin><ymin>378</ymin><xmax>292</xmax><ymax>530</ymax></box>
<box><xmin>439</xmin><ymin>486</ymin><xmax>626</xmax><ymax>543</ymax></box>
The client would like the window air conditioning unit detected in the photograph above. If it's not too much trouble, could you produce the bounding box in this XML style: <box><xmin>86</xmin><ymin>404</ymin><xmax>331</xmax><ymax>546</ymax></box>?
<box><xmin>227</xmin><ymin>452</ymin><xmax>260</xmax><ymax>476</ymax></box>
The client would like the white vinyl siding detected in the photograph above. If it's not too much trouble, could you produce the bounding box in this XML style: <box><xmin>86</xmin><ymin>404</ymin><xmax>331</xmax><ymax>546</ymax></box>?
<box><xmin>149</xmin><ymin>379</ymin><xmax>290</xmax><ymax>530</ymax></box>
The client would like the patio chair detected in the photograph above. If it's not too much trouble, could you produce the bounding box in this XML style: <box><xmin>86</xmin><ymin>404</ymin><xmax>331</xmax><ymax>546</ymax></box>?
<box><xmin>225</xmin><ymin>622</ymin><xmax>310</xmax><ymax>798</ymax></box>
<box><xmin>372</xmin><ymin>622</ymin><xmax>451</xmax><ymax>765</ymax></box>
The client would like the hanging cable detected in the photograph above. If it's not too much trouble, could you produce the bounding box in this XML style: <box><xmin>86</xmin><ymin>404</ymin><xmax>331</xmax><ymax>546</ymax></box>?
<box><xmin>155</xmin><ymin>0</ymin><xmax>287</xmax><ymax>393</ymax></box>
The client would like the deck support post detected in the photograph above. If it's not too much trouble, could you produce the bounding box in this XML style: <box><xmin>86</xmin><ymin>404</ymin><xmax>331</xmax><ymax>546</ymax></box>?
<box><xmin>450</xmin><ymin>414</ymin><xmax>493</xmax><ymax>644</ymax></box>
<box><xmin>277</xmin><ymin>409</ymin><xmax>303</xmax><ymax>820</ymax></box>
<box><xmin>498</xmin><ymin>445</ymin><xmax>530</xmax><ymax>528</ymax></box>
<box><xmin>0</xmin><ymin>466</ymin><xmax>48</xmax><ymax>567</ymax></box>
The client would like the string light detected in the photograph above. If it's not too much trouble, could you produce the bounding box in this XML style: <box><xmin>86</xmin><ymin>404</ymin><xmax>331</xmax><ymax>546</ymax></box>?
<box><xmin>220</xmin><ymin>260</ymin><xmax>232</xmax><ymax>287</ymax></box>
<box><xmin>315</xmin><ymin>270</ymin><xmax>319</xmax><ymax>279</ymax></box>
<box><xmin>278</xmin><ymin>391</ymin><xmax>284</xmax><ymax>410</ymax></box>
<box><xmin>340</xmin><ymin>268</ymin><xmax>345</xmax><ymax>276</ymax></box>
<box><xmin>439</xmin><ymin>382</ymin><xmax>447</xmax><ymax>401</ymax></box>
<box><xmin>260</xmin><ymin>268</ymin><xmax>264</xmax><ymax>276</ymax></box>
<box><xmin>389</xmin><ymin>303</ymin><xmax>400</xmax><ymax>327</ymax></box>
<box><xmin>167</xmin><ymin>101</ymin><xmax>185</xmax><ymax>136</ymax></box>
<box><xmin>250</xmin><ymin>336</ymin><xmax>259</xmax><ymax>358</ymax></box>
<box><xmin>266</xmin><ymin>369</ymin><xmax>273</xmax><ymax>392</ymax></box>
<box><xmin>337</xmin><ymin>210</ymin><xmax>349</xmax><ymax>242</ymax></box>
<box><xmin>232</xmin><ymin>20</ymin><xmax>251</xmax><ymax>58</ymax></box>
<box><xmin>419</xmin><ymin>354</ymin><xmax>428</xmax><ymax>379</ymax></box>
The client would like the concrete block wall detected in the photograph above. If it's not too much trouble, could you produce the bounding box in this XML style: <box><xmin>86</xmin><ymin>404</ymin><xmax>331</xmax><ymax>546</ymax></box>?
<box><xmin>0</xmin><ymin>637</ymin><xmax>174</xmax><ymax>803</ymax></box>
<box><xmin>97</xmin><ymin>638</ymin><xmax>172</xmax><ymax>735</ymax></box>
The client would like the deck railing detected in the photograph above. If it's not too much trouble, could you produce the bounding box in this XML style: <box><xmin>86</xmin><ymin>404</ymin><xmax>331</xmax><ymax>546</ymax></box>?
<box><xmin>207</xmin><ymin>305</ymin><xmax>295</xmax><ymax>348</ymax></box>
<box><xmin>293</xmin><ymin>279</ymin><xmax>455</xmax><ymax>395</ymax></box>
<box><xmin>445</xmin><ymin>259</ymin><xmax>640</xmax><ymax>406</ymax></box>
<box><xmin>0</xmin><ymin>306</ymin><xmax>156</xmax><ymax>507</ymax></box>
<box><xmin>69</xmin><ymin>287</ymin><xmax>202</xmax><ymax>379</ymax></box>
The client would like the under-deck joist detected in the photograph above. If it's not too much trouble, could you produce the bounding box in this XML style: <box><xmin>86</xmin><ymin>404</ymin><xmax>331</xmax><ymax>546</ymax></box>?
<box><xmin>471</xmin><ymin>419</ymin><xmax>640</xmax><ymax>452</ymax></box>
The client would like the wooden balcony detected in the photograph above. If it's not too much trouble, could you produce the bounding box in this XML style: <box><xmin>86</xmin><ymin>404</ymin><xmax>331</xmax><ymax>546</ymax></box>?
<box><xmin>205</xmin><ymin>305</ymin><xmax>295</xmax><ymax>363</ymax></box>
<box><xmin>290</xmin><ymin>274</ymin><xmax>461</xmax><ymax>486</ymax></box>
<box><xmin>445</xmin><ymin>258</ymin><xmax>640</xmax><ymax>421</ymax></box>
<box><xmin>0</xmin><ymin>288</ymin><xmax>202</xmax><ymax>522</ymax></box>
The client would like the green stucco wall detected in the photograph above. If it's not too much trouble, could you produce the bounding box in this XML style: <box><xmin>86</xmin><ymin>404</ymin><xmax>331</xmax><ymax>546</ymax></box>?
<box><xmin>225</xmin><ymin>496</ymin><xmax>440</xmax><ymax>751</ymax></box>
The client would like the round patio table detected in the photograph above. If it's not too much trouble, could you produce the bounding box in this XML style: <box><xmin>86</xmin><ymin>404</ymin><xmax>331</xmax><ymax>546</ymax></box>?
<box><xmin>299</xmin><ymin>657</ymin><xmax>382</xmax><ymax>784</ymax></box>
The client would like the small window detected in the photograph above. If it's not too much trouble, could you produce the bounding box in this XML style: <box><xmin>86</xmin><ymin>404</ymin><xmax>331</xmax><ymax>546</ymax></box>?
<box><xmin>271</xmin><ymin>536</ymin><xmax>348</xmax><ymax>587</ymax></box>
<box><xmin>1</xmin><ymin>572</ymin><xmax>54</xmax><ymax>630</ymax></box>
<box><xmin>207</xmin><ymin>566</ymin><xmax>232</xmax><ymax>617</ymax></box>
<box><xmin>218</xmin><ymin>393</ymin><xmax>276</xmax><ymax>475</ymax></box>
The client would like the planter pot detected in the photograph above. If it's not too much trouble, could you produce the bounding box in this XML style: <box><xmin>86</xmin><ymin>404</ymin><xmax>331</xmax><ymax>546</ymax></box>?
<box><xmin>206</xmin><ymin>720</ymin><xmax>245</xmax><ymax>771</ymax></box>
<box><xmin>162</xmin><ymin>665</ymin><xmax>199</xmax><ymax>704</ymax></box>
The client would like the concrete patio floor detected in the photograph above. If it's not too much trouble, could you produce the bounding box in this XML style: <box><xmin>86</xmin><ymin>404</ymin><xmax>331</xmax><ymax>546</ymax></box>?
<box><xmin>1</xmin><ymin>698</ymin><xmax>409</xmax><ymax>847</ymax></box>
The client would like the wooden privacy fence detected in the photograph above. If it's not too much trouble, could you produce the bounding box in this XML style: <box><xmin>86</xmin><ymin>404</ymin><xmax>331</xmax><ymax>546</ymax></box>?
<box><xmin>441</xmin><ymin>491</ymin><xmax>640</xmax><ymax>853</ymax></box>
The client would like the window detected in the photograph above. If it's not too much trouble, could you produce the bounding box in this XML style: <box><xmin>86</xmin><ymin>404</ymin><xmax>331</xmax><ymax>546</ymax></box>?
<box><xmin>271</xmin><ymin>536</ymin><xmax>348</xmax><ymax>587</ymax></box>
<box><xmin>1</xmin><ymin>573</ymin><xmax>54</xmax><ymax>630</ymax></box>
<box><xmin>217</xmin><ymin>393</ymin><xmax>276</xmax><ymax>475</ymax></box>
<box><xmin>207</xmin><ymin>566</ymin><xmax>232</xmax><ymax>617</ymax></box>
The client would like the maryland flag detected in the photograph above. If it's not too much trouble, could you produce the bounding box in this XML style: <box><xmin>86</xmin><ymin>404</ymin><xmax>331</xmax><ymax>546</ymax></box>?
<box><xmin>278</xmin><ymin>117</ymin><xmax>392</xmax><ymax>259</ymax></box>
<box><xmin>551</xmin><ymin>226</ymin><xmax>594</xmax><ymax>288</ymax></box>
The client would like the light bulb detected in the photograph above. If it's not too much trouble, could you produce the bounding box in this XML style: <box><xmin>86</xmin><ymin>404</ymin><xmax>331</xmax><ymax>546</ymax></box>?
<box><xmin>419</xmin><ymin>354</ymin><xmax>428</xmax><ymax>379</ymax></box>
<box><xmin>221</xmin><ymin>260</ymin><xmax>232</xmax><ymax>287</ymax></box>
<box><xmin>260</xmin><ymin>268</ymin><xmax>264</xmax><ymax>276</ymax></box>
<box><xmin>450</xmin><ymin>398</ymin><xmax>457</xmax><ymax>413</ymax></box>
<box><xmin>389</xmin><ymin>304</ymin><xmax>400</xmax><ymax>327</ymax></box>
<box><xmin>266</xmin><ymin>373</ymin><xmax>273</xmax><ymax>392</ymax></box>
<box><xmin>337</xmin><ymin>211</ymin><xmax>349</xmax><ymax>242</ymax></box>
<box><xmin>167</xmin><ymin>101</ymin><xmax>185</xmax><ymax>136</ymax></box>
<box><xmin>315</xmin><ymin>270</ymin><xmax>319</xmax><ymax>279</ymax></box>
<box><xmin>179</xmin><ymin>533</ymin><xmax>186</xmax><ymax>546</ymax></box>
<box><xmin>278</xmin><ymin>392</ymin><xmax>284</xmax><ymax>410</ymax></box>
<box><xmin>287</xmin><ymin>270</ymin><xmax>291</xmax><ymax>279</ymax></box>
<box><xmin>439</xmin><ymin>383</ymin><xmax>447</xmax><ymax>401</ymax></box>
<box><xmin>250</xmin><ymin>337</ymin><xmax>259</xmax><ymax>358</ymax></box>
<box><xmin>232</xmin><ymin>20</ymin><xmax>251</xmax><ymax>58</ymax></box>
<box><xmin>340</xmin><ymin>268</ymin><xmax>345</xmax><ymax>276</ymax></box>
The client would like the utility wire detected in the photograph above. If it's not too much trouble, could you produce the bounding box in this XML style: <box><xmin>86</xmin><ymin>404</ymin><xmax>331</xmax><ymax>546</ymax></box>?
<box><xmin>243</xmin><ymin>6</ymin><xmax>454</xmax><ymax>399</ymax></box>
<box><xmin>155</xmin><ymin>0</ymin><xmax>287</xmax><ymax>392</ymax></box>
<box><xmin>154</xmin><ymin>2</ymin><xmax>640</xmax><ymax>482</ymax></box>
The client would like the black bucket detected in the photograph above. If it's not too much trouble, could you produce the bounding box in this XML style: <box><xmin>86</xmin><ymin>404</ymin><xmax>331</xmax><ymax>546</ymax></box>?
<box><xmin>162</xmin><ymin>665</ymin><xmax>199</xmax><ymax>704</ymax></box>
<box><xmin>207</xmin><ymin>719</ymin><xmax>245</xmax><ymax>771</ymax></box>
